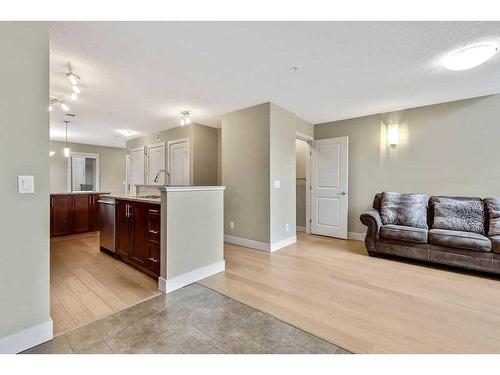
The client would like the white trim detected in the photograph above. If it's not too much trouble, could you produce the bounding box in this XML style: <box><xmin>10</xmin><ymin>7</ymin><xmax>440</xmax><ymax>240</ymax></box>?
<box><xmin>224</xmin><ymin>235</ymin><xmax>270</xmax><ymax>252</ymax></box>
<box><xmin>348</xmin><ymin>232</ymin><xmax>366</xmax><ymax>241</ymax></box>
<box><xmin>67</xmin><ymin>151</ymin><xmax>100</xmax><ymax>193</ymax></box>
<box><xmin>295</xmin><ymin>131</ymin><xmax>314</xmax><ymax>142</ymax></box>
<box><xmin>158</xmin><ymin>260</ymin><xmax>225</xmax><ymax>294</ymax></box>
<box><xmin>270</xmin><ymin>235</ymin><xmax>297</xmax><ymax>252</ymax></box>
<box><xmin>0</xmin><ymin>319</ymin><xmax>53</xmax><ymax>354</ymax></box>
<box><xmin>296</xmin><ymin>226</ymin><xmax>306</xmax><ymax>232</ymax></box>
<box><xmin>162</xmin><ymin>186</ymin><xmax>226</xmax><ymax>192</ymax></box>
<box><xmin>224</xmin><ymin>234</ymin><xmax>296</xmax><ymax>252</ymax></box>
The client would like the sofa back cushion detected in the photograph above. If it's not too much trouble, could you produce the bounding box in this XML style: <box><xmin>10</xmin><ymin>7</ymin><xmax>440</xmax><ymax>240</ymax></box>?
<box><xmin>485</xmin><ymin>198</ymin><xmax>500</xmax><ymax>237</ymax></box>
<box><xmin>431</xmin><ymin>196</ymin><xmax>485</xmax><ymax>235</ymax></box>
<box><xmin>380</xmin><ymin>192</ymin><xmax>429</xmax><ymax>229</ymax></box>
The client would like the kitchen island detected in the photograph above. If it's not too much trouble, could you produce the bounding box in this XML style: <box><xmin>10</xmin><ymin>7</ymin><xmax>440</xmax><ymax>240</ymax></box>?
<box><xmin>103</xmin><ymin>186</ymin><xmax>226</xmax><ymax>292</ymax></box>
<box><xmin>159</xmin><ymin>186</ymin><xmax>226</xmax><ymax>293</ymax></box>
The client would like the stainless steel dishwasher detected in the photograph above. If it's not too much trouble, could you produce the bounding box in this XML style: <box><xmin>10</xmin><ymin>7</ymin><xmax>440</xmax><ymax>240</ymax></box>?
<box><xmin>98</xmin><ymin>197</ymin><xmax>116</xmax><ymax>254</ymax></box>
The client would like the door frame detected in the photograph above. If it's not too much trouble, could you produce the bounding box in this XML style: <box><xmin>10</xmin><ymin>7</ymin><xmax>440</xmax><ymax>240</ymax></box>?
<box><xmin>295</xmin><ymin>131</ymin><xmax>313</xmax><ymax>234</ymax></box>
<box><xmin>167</xmin><ymin>137</ymin><xmax>191</xmax><ymax>186</ymax></box>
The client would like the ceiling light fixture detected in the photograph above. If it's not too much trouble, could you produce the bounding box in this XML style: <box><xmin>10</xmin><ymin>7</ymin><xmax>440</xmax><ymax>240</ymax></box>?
<box><xmin>180</xmin><ymin>110</ymin><xmax>191</xmax><ymax>126</ymax></box>
<box><xmin>441</xmin><ymin>44</ymin><xmax>498</xmax><ymax>71</ymax></box>
<box><xmin>60</xmin><ymin>101</ymin><xmax>70</xmax><ymax>112</ymax></box>
<box><xmin>64</xmin><ymin>120</ymin><xmax>70</xmax><ymax>157</ymax></box>
<box><xmin>71</xmin><ymin>92</ymin><xmax>78</xmax><ymax>101</ymax></box>
<box><xmin>72</xmin><ymin>85</ymin><xmax>80</xmax><ymax>94</ymax></box>
<box><xmin>116</xmin><ymin>129</ymin><xmax>139</xmax><ymax>137</ymax></box>
<box><xmin>66</xmin><ymin>62</ymin><xmax>80</xmax><ymax>85</ymax></box>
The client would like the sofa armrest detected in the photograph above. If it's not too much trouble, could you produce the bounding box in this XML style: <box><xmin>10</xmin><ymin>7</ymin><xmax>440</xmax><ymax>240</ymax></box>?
<box><xmin>360</xmin><ymin>209</ymin><xmax>383</xmax><ymax>253</ymax></box>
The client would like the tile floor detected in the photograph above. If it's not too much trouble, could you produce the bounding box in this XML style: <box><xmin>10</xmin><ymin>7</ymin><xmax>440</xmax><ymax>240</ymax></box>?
<box><xmin>24</xmin><ymin>283</ymin><xmax>350</xmax><ymax>354</ymax></box>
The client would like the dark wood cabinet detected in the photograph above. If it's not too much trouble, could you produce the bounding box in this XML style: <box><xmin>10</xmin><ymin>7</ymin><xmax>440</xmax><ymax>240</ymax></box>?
<box><xmin>51</xmin><ymin>195</ymin><xmax>73</xmax><ymax>237</ymax></box>
<box><xmin>114</xmin><ymin>199</ymin><xmax>161</xmax><ymax>278</ymax></box>
<box><xmin>116</xmin><ymin>200</ymin><xmax>133</xmax><ymax>258</ymax></box>
<box><xmin>50</xmin><ymin>193</ymin><xmax>102</xmax><ymax>237</ymax></box>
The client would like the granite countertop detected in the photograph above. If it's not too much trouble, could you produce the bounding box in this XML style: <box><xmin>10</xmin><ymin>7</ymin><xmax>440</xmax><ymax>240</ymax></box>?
<box><xmin>160</xmin><ymin>186</ymin><xmax>226</xmax><ymax>192</ymax></box>
<box><xmin>105</xmin><ymin>194</ymin><xmax>161</xmax><ymax>205</ymax></box>
<box><xmin>50</xmin><ymin>192</ymin><xmax>111</xmax><ymax>195</ymax></box>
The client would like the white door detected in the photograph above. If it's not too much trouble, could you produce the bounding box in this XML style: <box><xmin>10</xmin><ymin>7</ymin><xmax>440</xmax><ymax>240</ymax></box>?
<box><xmin>130</xmin><ymin>147</ymin><xmax>145</xmax><ymax>189</ymax></box>
<box><xmin>147</xmin><ymin>143</ymin><xmax>166</xmax><ymax>185</ymax></box>
<box><xmin>168</xmin><ymin>139</ymin><xmax>190</xmax><ymax>186</ymax></box>
<box><xmin>311</xmin><ymin>137</ymin><xmax>348</xmax><ymax>239</ymax></box>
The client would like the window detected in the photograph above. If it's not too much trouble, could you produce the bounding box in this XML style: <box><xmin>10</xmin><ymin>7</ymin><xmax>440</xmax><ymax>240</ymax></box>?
<box><xmin>67</xmin><ymin>152</ymin><xmax>99</xmax><ymax>192</ymax></box>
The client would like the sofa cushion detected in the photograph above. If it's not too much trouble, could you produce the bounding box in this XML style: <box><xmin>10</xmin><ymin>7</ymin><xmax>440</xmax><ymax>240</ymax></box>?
<box><xmin>380</xmin><ymin>192</ymin><xmax>429</xmax><ymax>229</ymax></box>
<box><xmin>491</xmin><ymin>236</ymin><xmax>500</xmax><ymax>254</ymax></box>
<box><xmin>485</xmin><ymin>198</ymin><xmax>500</xmax><ymax>237</ymax></box>
<box><xmin>379</xmin><ymin>224</ymin><xmax>428</xmax><ymax>244</ymax></box>
<box><xmin>429</xmin><ymin>229</ymin><xmax>491</xmax><ymax>252</ymax></box>
<box><xmin>431</xmin><ymin>196</ymin><xmax>485</xmax><ymax>235</ymax></box>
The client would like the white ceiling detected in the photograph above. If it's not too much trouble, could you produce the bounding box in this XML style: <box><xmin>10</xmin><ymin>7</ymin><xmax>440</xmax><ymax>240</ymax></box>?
<box><xmin>50</xmin><ymin>22</ymin><xmax>500</xmax><ymax>148</ymax></box>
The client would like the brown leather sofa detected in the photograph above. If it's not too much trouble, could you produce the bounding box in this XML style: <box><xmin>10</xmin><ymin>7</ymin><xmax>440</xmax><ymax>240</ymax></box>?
<box><xmin>360</xmin><ymin>193</ymin><xmax>500</xmax><ymax>275</ymax></box>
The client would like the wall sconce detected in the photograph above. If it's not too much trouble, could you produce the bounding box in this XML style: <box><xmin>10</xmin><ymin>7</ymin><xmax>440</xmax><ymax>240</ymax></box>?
<box><xmin>387</xmin><ymin>123</ymin><xmax>399</xmax><ymax>146</ymax></box>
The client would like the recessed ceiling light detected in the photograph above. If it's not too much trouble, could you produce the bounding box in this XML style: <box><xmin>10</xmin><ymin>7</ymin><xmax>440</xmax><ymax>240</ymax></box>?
<box><xmin>117</xmin><ymin>129</ymin><xmax>138</xmax><ymax>137</ymax></box>
<box><xmin>441</xmin><ymin>44</ymin><xmax>498</xmax><ymax>71</ymax></box>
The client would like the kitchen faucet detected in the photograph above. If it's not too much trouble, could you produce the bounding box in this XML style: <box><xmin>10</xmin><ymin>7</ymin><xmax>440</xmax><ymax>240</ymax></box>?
<box><xmin>154</xmin><ymin>169</ymin><xmax>170</xmax><ymax>186</ymax></box>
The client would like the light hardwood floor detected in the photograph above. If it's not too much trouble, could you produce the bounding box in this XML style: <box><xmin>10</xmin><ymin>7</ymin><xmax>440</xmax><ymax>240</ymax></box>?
<box><xmin>51</xmin><ymin>234</ymin><xmax>160</xmax><ymax>335</ymax></box>
<box><xmin>200</xmin><ymin>232</ymin><xmax>500</xmax><ymax>354</ymax></box>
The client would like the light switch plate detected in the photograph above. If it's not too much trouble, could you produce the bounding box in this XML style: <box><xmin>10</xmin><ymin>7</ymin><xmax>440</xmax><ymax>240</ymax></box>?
<box><xmin>18</xmin><ymin>175</ymin><xmax>34</xmax><ymax>194</ymax></box>
<box><xmin>273</xmin><ymin>180</ymin><xmax>281</xmax><ymax>189</ymax></box>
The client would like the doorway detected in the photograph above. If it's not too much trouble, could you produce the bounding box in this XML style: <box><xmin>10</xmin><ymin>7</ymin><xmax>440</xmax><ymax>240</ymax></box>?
<box><xmin>295</xmin><ymin>132</ymin><xmax>313</xmax><ymax>235</ymax></box>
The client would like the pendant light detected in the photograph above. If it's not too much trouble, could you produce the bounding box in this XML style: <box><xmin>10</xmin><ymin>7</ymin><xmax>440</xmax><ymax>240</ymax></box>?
<box><xmin>64</xmin><ymin>120</ymin><xmax>70</xmax><ymax>158</ymax></box>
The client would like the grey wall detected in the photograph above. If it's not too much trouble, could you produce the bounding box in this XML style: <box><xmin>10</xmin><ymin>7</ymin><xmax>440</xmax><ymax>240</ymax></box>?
<box><xmin>0</xmin><ymin>22</ymin><xmax>51</xmax><ymax>349</ymax></box>
<box><xmin>222</xmin><ymin>102</ymin><xmax>313</xmax><ymax>245</ymax></box>
<box><xmin>269</xmin><ymin>103</ymin><xmax>313</xmax><ymax>242</ymax></box>
<box><xmin>296</xmin><ymin>139</ymin><xmax>307</xmax><ymax>228</ymax></box>
<box><xmin>50</xmin><ymin>141</ymin><xmax>126</xmax><ymax>195</ymax></box>
<box><xmin>222</xmin><ymin>103</ymin><xmax>271</xmax><ymax>242</ymax></box>
<box><xmin>192</xmin><ymin>123</ymin><xmax>218</xmax><ymax>186</ymax></box>
<box><xmin>315</xmin><ymin>94</ymin><xmax>500</xmax><ymax>234</ymax></box>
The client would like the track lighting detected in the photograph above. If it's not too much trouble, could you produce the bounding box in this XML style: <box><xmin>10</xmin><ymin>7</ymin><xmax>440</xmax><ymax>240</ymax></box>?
<box><xmin>72</xmin><ymin>85</ymin><xmax>80</xmax><ymax>94</ymax></box>
<box><xmin>67</xmin><ymin>72</ymin><xmax>79</xmax><ymax>85</ymax></box>
<box><xmin>61</xmin><ymin>102</ymin><xmax>70</xmax><ymax>112</ymax></box>
<box><xmin>71</xmin><ymin>92</ymin><xmax>78</xmax><ymax>101</ymax></box>
<box><xmin>180</xmin><ymin>110</ymin><xmax>191</xmax><ymax>126</ymax></box>
<box><xmin>49</xmin><ymin>62</ymin><xmax>82</xmax><ymax>112</ymax></box>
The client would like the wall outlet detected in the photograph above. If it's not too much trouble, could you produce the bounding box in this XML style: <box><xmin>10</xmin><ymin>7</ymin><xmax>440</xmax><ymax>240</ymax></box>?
<box><xmin>285</xmin><ymin>223</ymin><xmax>289</xmax><ymax>232</ymax></box>
<box><xmin>229</xmin><ymin>221</ymin><xmax>235</xmax><ymax>229</ymax></box>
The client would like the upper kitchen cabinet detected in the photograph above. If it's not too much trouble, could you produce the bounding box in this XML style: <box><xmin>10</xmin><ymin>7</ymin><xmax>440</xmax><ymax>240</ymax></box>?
<box><xmin>125</xmin><ymin>123</ymin><xmax>219</xmax><ymax>189</ymax></box>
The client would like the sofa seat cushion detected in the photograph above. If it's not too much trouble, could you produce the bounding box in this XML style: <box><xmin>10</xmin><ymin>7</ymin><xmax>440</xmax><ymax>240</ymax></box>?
<box><xmin>429</xmin><ymin>229</ymin><xmax>492</xmax><ymax>252</ymax></box>
<box><xmin>491</xmin><ymin>236</ymin><xmax>500</xmax><ymax>254</ymax></box>
<box><xmin>380</xmin><ymin>224</ymin><xmax>428</xmax><ymax>244</ymax></box>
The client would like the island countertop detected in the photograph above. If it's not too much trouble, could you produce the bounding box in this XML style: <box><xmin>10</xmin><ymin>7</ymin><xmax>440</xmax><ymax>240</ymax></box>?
<box><xmin>160</xmin><ymin>186</ymin><xmax>226</xmax><ymax>192</ymax></box>
<box><xmin>105</xmin><ymin>194</ymin><xmax>161</xmax><ymax>205</ymax></box>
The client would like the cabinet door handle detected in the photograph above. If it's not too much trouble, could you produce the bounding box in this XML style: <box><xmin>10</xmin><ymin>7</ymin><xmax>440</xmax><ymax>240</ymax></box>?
<box><xmin>148</xmin><ymin>229</ymin><xmax>159</xmax><ymax>234</ymax></box>
<box><xmin>148</xmin><ymin>257</ymin><xmax>159</xmax><ymax>263</ymax></box>
<box><xmin>125</xmin><ymin>204</ymin><xmax>129</xmax><ymax>217</ymax></box>
<box><xmin>149</xmin><ymin>209</ymin><xmax>160</xmax><ymax>214</ymax></box>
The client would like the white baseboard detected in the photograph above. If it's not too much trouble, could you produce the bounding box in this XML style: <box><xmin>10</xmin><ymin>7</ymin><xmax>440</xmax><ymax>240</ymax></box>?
<box><xmin>348</xmin><ymin>232</ymin><xmax>366</xmax><ymax>241</ymax></box>
<box><xmin>224</xmin><ymin>234</ymin><xmax>296</xmax><ymax>253</ymax></box>
<box><xmin>270</xmin><ymin>235</ymin><xmax>297</xmax><ymax>252</ymax></box>
<box><xmin>296</xmin><ymin>226</ymin><xmax>306</xmax><ymax>232</ymax></box>
<box><xmin>159</xmin><ymin>260</ymin><xmax>225</xmax><ymax>294</ymax></box>
<box><xmin>224</xmin><ymin>235</ymin><xmax>270</xmax><ymax>252</ymax></box>
<box><xmin>0</xmin><ymin>319</ymin><xmax>53</xmax><ymax>354</ymax></box>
